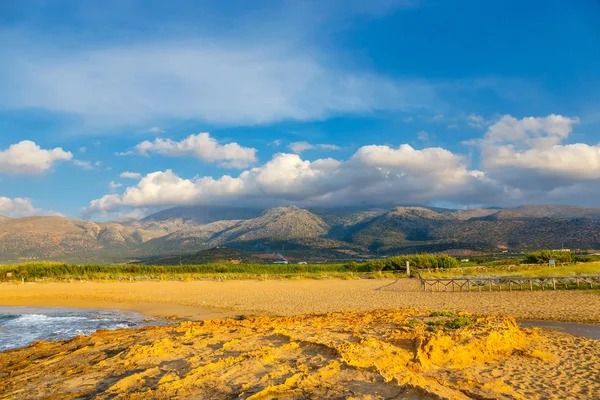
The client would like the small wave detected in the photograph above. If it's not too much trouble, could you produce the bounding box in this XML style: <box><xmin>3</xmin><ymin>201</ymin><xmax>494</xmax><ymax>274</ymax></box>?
<box><xmin>3</xmin><ymin>314</ymin><xmax>87</xmax><ymax>326</ymax></box>
<box><xmin>0</xmin><ymin>314</ymin><xmax>19</xmax><ymax>322</ymax></box>
<box><xmin>0</xmin><ymin>308</ymin><xmax>153</xmax><ymax>351</ymax></box>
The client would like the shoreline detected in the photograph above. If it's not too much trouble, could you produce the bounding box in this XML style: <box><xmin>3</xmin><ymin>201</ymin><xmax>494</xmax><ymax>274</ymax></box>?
<box><xmin>0</xmin><ymin>296</ymin><xmax>247</xmax><ymax>321</ymax></box>
<box><xmin>1</xmin><ymin>279</ymin><xmax>599</xmax><ymax>324</ymax></box>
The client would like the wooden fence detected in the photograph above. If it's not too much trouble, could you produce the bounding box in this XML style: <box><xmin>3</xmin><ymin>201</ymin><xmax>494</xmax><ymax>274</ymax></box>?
<box><xmin>417</xmin><ymin>274</ymin><xmax>600</xmax><ymax>292</ymax></box>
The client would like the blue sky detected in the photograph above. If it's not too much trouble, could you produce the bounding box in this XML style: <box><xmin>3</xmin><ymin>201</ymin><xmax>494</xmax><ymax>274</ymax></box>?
<box><xmin>1</xmin><ymin>0</ymin><xmax>600</xmax><ymax>220</ymax></box>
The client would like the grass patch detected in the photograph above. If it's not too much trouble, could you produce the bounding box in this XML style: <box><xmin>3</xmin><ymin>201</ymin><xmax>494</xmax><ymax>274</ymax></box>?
<box><xmin>0</xmin><ymin>262</ymin><xmax>402</xmax><ymax>282</ymax></box>
<box><xmin>429</xmin><ymin>311</ymin><xmax>454</xmax><ymax>317</ymax></box>
<box><xmin>444</xmin><ymin>317</ymin><xmax>473</xmax><ymax>329</ymax></box>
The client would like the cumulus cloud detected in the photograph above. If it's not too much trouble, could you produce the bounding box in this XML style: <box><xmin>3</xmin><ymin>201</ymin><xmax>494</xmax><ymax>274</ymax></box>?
<box><xmin>134</xmin><ymin>133</ymin><xmax>257</xmax><ymax>168</ymax></box>
<box><xmin>483</xmin><ymin>114</ymin><xmax>579</xmax><ymax>149</ymax></box>
<box><xmin>120</xmin><ymin>172</ymin><xmax>142</xmax><ymax>179</ymax></box>
<box><xmin>0</xmin><ymin>140</ymin><xmax>72</xmax><ymax>175</ymax></box>
<box><xmin>288</xmin><ymin>141</ymin><xmax>341</xmax><ymax>153</ymax></box>
<box><xmin>0</xmin><ymin>197</ymin><xmax>54</xmax><ymax>217</ymax></box>
<box><xmin>86</xmin><ymin>144</ymin><xmax>498</xmax><ymax>214</ymax></box>
<box><xmin>478</xmin><ymin>114</ymin><xmax>593</xmax><ymax>192</ymax></box>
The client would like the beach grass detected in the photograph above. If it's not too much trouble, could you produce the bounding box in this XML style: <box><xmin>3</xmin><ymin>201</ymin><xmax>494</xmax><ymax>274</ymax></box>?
<box><xmin>0</xmin><ymin>261</ymin><xmax>402</xmax><ymax>282</ymax></box>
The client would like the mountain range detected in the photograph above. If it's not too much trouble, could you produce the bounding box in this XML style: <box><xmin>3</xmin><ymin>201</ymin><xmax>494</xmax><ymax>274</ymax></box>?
<box><xmin>2</xmin><ymin>204</ymin><xmax>600</xmax><ymax>262</ymax></box>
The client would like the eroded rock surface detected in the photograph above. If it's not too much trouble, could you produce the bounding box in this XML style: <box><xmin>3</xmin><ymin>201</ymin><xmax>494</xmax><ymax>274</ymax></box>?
<box><xmin>1</xmin><ymin>309</ymin><xmax>598</xmax><ymax>399</ymax></box>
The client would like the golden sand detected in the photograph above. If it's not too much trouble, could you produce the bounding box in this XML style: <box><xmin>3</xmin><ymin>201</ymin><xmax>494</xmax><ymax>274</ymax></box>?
<box><xmin>1</xmin><ymin>279</ymin><xmax>599</xmax><ymax>399</ymax></box>
<box><xmin>1</xmin><ymin>278</ymin><xmax>599</xmax><ymax>322</ymax></box>
<box><xmin>1</xmin><ymin>309</ymin><xmax>598</xmax><ymax>399</ymax></box>
<box><xmin>0</xmin><ymin>309</ymin><xmax>584</xmax><ymax>399</ymax></box>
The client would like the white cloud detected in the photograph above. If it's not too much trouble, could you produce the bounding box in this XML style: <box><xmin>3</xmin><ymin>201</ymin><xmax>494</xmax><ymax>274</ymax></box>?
<box><xmin>74</xmin><ymin>160</ymin><xmax>94</xmax><ymax>170</ymax></box>
<box><xmin>485</xmin><ymin>143</ymin><xmax>600</xmax><ymax>179</ymax></box>
<box><xmin>288</xmin><ymin>141</ymin><xmax>341</xmax><ymax>153</ymax></box>
<box><xmin>317</xmin><ymin>144</ymin><xmax>342</xmax><ymax>151</ymax></box>
<box><xmin>484</xmin><ymin>114</ymin><xmax>579</xmax><ymax>149</ymax></box>
<box><xmin>109</xmin><ymin>181</ymin><xmax>123</xmax><ymax>191</ymax></box>
<box><xmin>478</xmin><ymin>114</ymin><xmax>595</xmax><ymax>193</ymax></box>
<box><xmin>115</xmin><ymin>151</ymin><xmax>135</xmax><ymax>156</ymax></box>
<box><xmin>135</xmin><ymin>132</ymin><xmax>257</xmax><ymax>168</ymax></box>
<box><xmin>432</xmin><ymin>114</ymin><xmax>445</xmax><ymax>121</ymax></box>
<box><xmin>79</xmin><ymin>147</ymin><xmax>87</xmax><ymax>153</ymax></box>
<box><xmin>147</xmin><ymin>127</ymin><xmax>164</xmax><ymax>134</ymax></box>
<box><xmin>86</xmin><ymin>144</ymin><xmax>497</xmax><ymax>214</ymax></box>
<box><xmin>0</xmin><ymin>40</ymin><xmax>436</xmax><ymax>129</ymax></box>
<box><xmin>120</xmin><ymin>171</ymin><xmax>142</xmax><ymax>179</ymax></box>
<box><xmin>0</xmin><ymin>140</ymin><xmax>72</xmax><ymax>175</ymax></box>
<box><xmin>289</xmin><ymin>142</ymin><xmax>315</xmax><ymax>153</ymax></box>
<box><xmin>269</xmin><ymin>140</ymin><xmax>282</xmax><ymax>147</ymax></box>
<box><xmin>0</xmin><ymin>197</ymin><xmax>55</xmax><ymax>217</ymax></box>
<box><xmin>417</xmin><ymin>131</ymin><xmax>429</xmax><ymax>141</ymax></box>
<box><xmin>466</xmin><ymin>114</ymin><xmax>488</xmax><ymax>128</ymax></box>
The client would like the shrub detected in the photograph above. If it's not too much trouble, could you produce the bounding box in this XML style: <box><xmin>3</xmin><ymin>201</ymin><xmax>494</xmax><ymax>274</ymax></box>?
<box><xmin>445</xmin><ymin>317</ymin><xmax>473</xmax><ymax>329</ymax></box>
<box><xmin>430</xmin><ymin>311</ymin><xmax>454</xmax><ymax>317</ymax></box>
<box><xmin>524</xmin><ymin>250</ymin><xmax>575</xmax><ymax>264</ymax></box>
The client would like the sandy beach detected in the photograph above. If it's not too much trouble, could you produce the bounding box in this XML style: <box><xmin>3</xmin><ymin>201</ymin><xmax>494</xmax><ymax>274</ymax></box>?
<box><xmin>2</xmin><ymin>278</ymin><xmax>600</xmax><ymax>399</ymax></box>
<box><xmin>1</xmin><ymin>309</ymin><xmax>599</xmax><ymax>399</ymax></box>
<box><xmin>1</xmin><ymin>278</ymin><xmax>599</xmax><ymax>323</ymax></box>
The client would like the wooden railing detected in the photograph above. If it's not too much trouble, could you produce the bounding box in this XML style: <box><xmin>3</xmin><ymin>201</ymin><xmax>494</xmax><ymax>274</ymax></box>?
<box><xmin>417</xmin><ymin>273</ymin><xmax>600</xmax><ymax>292</ymax></box>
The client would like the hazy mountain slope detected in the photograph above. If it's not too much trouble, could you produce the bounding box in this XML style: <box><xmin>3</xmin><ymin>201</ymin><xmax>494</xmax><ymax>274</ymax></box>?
<box><xmin>142</xmin><ymin>206</ymin><xmax>262</xmax><ymax>225</ymax></box>
<box><xmin>510</xmin><ymin>205</ymin><xmax>600</xmax><ymax>219</ymax></box>
<box><xmin>141</xmin><ymin>220</ymin><xmax>243</xmax><ymax>254</ymax></box>
<box><xmin>3</xmin><ymin>204</ymin><xmax>600</xmax><ymax>261</ymax></box>
<box><xmin>451</xmin><ymin>208</ymin><xmax>501</xmax><ymax>220</ymax></box>
<box><xmin>142</xmin><ymin>247</ymin><xmax>262</xmax><ymax>265</ymax></box>
<box><xmin>431</xmin><ymin>218</ymin><xmax>600</xmax><ymax>250</ymax></box>
<box><xmin>208</xmin><ymin>206</ymin><xmax>329</xmax><ymax>245</ymax></box>
<box><xmin>309</xmin><ymin>207</ymin><xmax>387</xmax><ymax>240</ymax></box>
<box><xmin>0</xmin><ymin>216</ymin><xmax>164</xmax><ymax>261</ymax></box>
<box><xmin>348</xmin><ymin>207</ymin><xmax>452</xmax><ymax>249</ymax></box>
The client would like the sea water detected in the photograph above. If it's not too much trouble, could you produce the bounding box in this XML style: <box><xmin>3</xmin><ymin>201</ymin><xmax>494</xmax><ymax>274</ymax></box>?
<box><xmin>0</xmin><ymin>306</ymin><xmax>157</xmax><ymax>351</ymax></box>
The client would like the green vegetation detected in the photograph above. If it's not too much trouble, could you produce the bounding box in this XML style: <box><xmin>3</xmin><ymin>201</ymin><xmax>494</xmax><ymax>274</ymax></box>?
<box><xmin>0</xmin><ymin>261</ymin><xmax>402</xmax><ymax>282</ymax></box>
<box><xmin>407</xmin><ymin>319</ymin><xmax>422</xmax><ymax>329</ymax></box>
<box><xmin>524</xmin><ymin>250</ymin><xmax>575</xmax><ymax>264</ymax></box>
<box><xmin>423</xmin><ymin>316</ymin><xmax>473</xmax><ymax>331</ymax></box>
<box><xmin>3</xmin><ymin>249</ymin><xmax>600</xmax><ymax>282</ymax></box>
<box><xmin>429</xmin><ymin>311</ymin><xmax>454</xmax><ymax>317</ymax></box>
<box><xmin>444</xmin><ymin>316</ymin><xmax>473</xmax><ymax>329</ymax></box>
<box><xmin>343</xmin><ymin>254</ymin><xmax>459</xmax><ymax>272</ymax></box>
